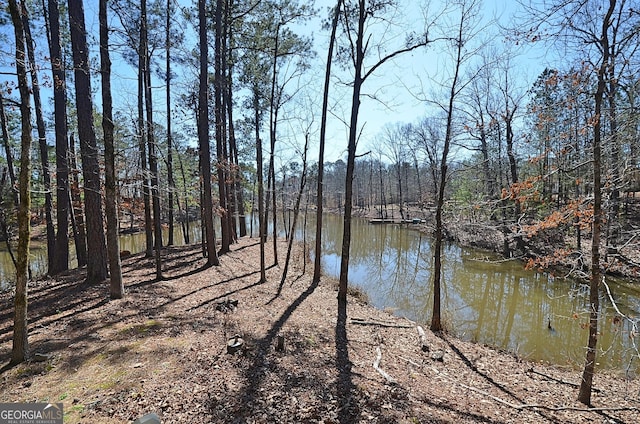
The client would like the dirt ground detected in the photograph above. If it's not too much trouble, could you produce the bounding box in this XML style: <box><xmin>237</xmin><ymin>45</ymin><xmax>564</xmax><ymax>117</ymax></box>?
<box><xmin>0</xmin><ymin>237</ymin><xmax>639</xmax><ymax>423</ymax></box>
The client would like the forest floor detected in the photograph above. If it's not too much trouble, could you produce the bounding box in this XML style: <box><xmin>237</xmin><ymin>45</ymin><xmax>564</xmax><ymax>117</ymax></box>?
<box><xmin>1</xmin><ymin>237</ymin><xmax>639</xmax><ymax>423</ymax></box>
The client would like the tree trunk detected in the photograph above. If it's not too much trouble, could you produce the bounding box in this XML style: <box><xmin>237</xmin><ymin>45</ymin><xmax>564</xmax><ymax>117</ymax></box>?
<box><xmin>0</xmin><ymin>90</ymin><xmax>17</xmax><ymax>202</ymax></box>
<box><xmin>605</xmin><ymin>52</ymin><xmax>620</xmax><ymax>258</ymax></box>
<box><xmin>339</xmin><ymin>0</ymin><xmax>366</xmax><ymax>304</ymax></box>
<box><xmin>578</xmin><ymin>0</ymin><xmax>614</xmax><ymax>406</ymax></box>
<box><xmin>68</xmin><ymin>133</ymin><xmax>87</xmax><ymax>267</ymax></box>
<box><xmin>100</xmin><ymin>0</ymin><xmax>124</xmax><ymax>299</ymax></box>
<box><xmin>224</xmin><ymin>6</ymin><xmax>246</xmax><ymax>239</ymax></box>
<box><xmin>431</xmin><ymin>3</ymin><xmax>466</xmax><ymax>333</ymax></box>
<box><xmin>199</xmin><ymin>0</ymin><xmax>219</xmax><ymax>266</ymax></box>
<box><xmin>69</xmin><ymin>0</ymin><xmax>108</xmax><ymax>283</ymax></box>
<box><xmin>225</xmin><ymin>0</ymin><xmax>246</xmax><ymax>238</ymax></box>
<box><xmin>9</xmin><ymin>0</ymin><xmax>32</xmax><ymax>365</ymax></box>
<box><xmin>0</xmin><ymin>90</ymin><xmax>19</xmax><ymax>271</ymax></box>
<box><xmin>254</xmin><ymin>88</ymin><xmax>266</xmax><ymax>283</ymax></box>
<box><xmin>46</xmin><ymin>0</ymin><xmax>70</xmax><ymax>276</ymax></box>
<box><xmin>141</xmin><ymin>0</ymin><xmax>163</xmax><ymax>280</ymax></box>
<box><xmin>215</xmin><ymin>0</ymin><xmax>231</xmax><ymax>255</ymax></box>
<box><xmin>22</xmin><ymin>3</ymin><xmax>55</xmax><ymax>273</ymax></box>
<box><xmin>138</xmin><ymin>60</ymin><xmax>153</xmax><ymax>258</ymax></box>
<box><xmin>267</xmin><ymin>25</ymin><xmax>282</xmax><ymax>266</ymax></box>
<box><xmin>0</xmin><ymin>170</ymin><xmax>18</xmax><ymax>270</ymax></box>
<box><xmin>280</xmin><ymin>133</ymin><xmax>309</xmax><ymax>286</ymax></box>
<box><xmin>166</xmin><ymin>0</ymin><xmax>175</xmax><ymax>246</ymax></box>
<box><xmin>177</xmin><ymin>152</ymin><xmax>190</xmax><ymax>244</ymax></box>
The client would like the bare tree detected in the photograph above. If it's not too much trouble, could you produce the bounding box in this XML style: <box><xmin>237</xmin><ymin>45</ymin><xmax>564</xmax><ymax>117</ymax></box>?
<box><xmin>519</xmin><ymin>0</ymin><xmax>640</xmax><ymax>404</ymax></box>
<box><xmin>100</xmin><ymin>0</ymin><xmax>124</xmax><ymax>299</ymax></box>
<box><xmin>8</xmin><ymin>0</ymin><xmax>32</xmax><ymax>364</ymax></box>
<box><xmin>337</xmin><ymin>0</ymin><xmax>432</xmax><ymax>304</ymax></box>
<box><xmin>21</xmin><ymin>3</ymin><xmax>55</xmax><ymax>272</ymax></box>
<box><xmin>166</xmin><ymin>0</ymin><xmax>176</xmax><ymax>246</ymax></box>
<box><xmin>429</xmin><ymin>0</ymin><xmax>485</xmax><ymax>332</ymax></box>
<box><xmin>313</xmin><ymin>0</ymin><xmax>342</xmax><ymax>284</ymax></box>
<box><xmin>280</xmin><ymin>131</ymin><xmax>310</xmax><ymax>287</ymax></box>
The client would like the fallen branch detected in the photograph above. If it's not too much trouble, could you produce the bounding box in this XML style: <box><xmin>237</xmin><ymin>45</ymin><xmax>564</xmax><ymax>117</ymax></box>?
<box><xmin>398</xmin><ymin>355</ymin><xmax>421</xmax><ymax>367</ymax></box>
<box><xmin>373</xmin><ymin>346</ymin><xmax>397</xmax><ymax>385</ymax></box>
<box><xmin>350</xmin><ymin>317</ymin><xmax>412</xmax><ymax>328</ymax></box>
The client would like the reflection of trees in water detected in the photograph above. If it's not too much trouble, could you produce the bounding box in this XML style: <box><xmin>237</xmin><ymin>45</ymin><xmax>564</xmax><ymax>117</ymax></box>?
<box><xmin>263</xmin><ymin>213</ymin><xmax>640</xmax><ymax>369</ymax></box>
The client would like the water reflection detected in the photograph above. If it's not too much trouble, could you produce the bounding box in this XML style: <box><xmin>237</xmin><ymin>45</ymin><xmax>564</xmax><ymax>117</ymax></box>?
<box><xmin>317</xmin><ymin>214</ymin><xmax>640</xmax><ymax>371</ymax></box>
<box><xmin>0</xmin><ymin>222</ymin><xmax>205</xmax><ymax>291</ymax></box>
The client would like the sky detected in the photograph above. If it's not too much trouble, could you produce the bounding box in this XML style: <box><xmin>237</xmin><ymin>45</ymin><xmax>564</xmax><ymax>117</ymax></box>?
<box><xmin>0</xmin><ymin>0</ymin><xmax>552</xmax><ymax>166</ymax></box>
<box><xmin>299</xmin><ymin>0</ymin><xmax>551</xmax><ymax>163</ymax></box>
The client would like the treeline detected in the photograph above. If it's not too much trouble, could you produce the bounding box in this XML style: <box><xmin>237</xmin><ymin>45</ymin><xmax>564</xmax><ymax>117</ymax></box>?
<box><xmin>1</xmin><ymin>0</ymin><xmax>639</xmax><ymax>405</ymax></box>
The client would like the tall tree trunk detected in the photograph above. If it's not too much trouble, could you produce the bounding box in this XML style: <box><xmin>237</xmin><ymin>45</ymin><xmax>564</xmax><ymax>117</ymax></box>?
<box><xmin>505</xmin><ymin>116</ymin><xmax>519</xmax><ymax>209</ymax></box>
<box><xmin>68</xmin><ymin>0</ymin><xmax>108</xmax><ymax>283</ymax></box>
<box><xmin>479</xmin><ymin>126</ymin><xmax>493</xmax><ymax>199</ymax></box>
<box><xmin>138</xmin><ymin>63</ymin><xmax>153</xmax><ymax>258</ymax></box>
<box><xmin>267</xmin><ymin>25</ymin><xmax>282</xmax><ymax>266</ymax></box>
<box><xmin>431</xmin><ymin>3</ymin><xmax>466</xmax><ymax>333</ymax></box>
<box><xmin>46</xmin><ymin>0</ymin><xmax>70</xmax><ymax>275</ymax></box>
<box><xmin>338</xmin><ymin>0</ymin><xmax>366</xmax><ymax>304</ymax></box>
<box><xmin>166</xmin><ymin>0</ymin><xmax>175</xmax><ymax>246</ymax></box>
<box><xmin>0</xmin><ymin>91</ymin><xmax>18</xmax><ymax>269</ymax></box>
<box><xmin>0</xmin><ymin>91</ymin><xmax>17</xmax><ymax>200</ymax></box>
<box><xmin>9</xmin><ymin>0</ymin><xmax>32</xmax><ymax>365</ymax></box>
<box><xmin>199</xmin><ymin>0</ymin><xmax>219</xmax><ymax>266</ymax></box>
<box><xmin>227</xmin><ymin>89</ymin><xmax>246</xmax><ymax>238</ymax></box>
<box><xmin>225</xmin><ymin>4</ymin><xmax>246</xmax><ymax>239</ymax></box>
<box><xmin>141</xmin><ymin>0</ymin><xmax>163</xmax><ymax>280</ymax></box>
<box><xmin>221</xmin><ymin>0</ymin><xmax>236</xmax><ymax>243</ymax></box>
<box><xmin>68</xmin><ymin>133</ymin><xmax>87</xmax><ymax>267</ymax></box>
<box><xmin>225</xmin><ymin>0</ymin><xmax>246</xmax><ymax>238</ymax></box>
<box><xmin>0</xmin><ymin>169</ymin><xmax>17</xmax><ymax>269</ymax></box>
<box><xmin>280</xmin><ymin>133</ymin><xmax>309</xmax><ymax>286</ymax></box>
<box><xmin>215</xmin><ymin>0</ymin><xmax>231</xmax><ymax>254</ymax></box>
<box><xmin>578</xmin><ymin>0</ymin><xmax>614</xmax><ymax>406</ymax></box>
<box><xmin>21</xmin><ymin>3</ymin><xmax>55</xmax><ymax>273</ymax></box>
<box><xmin>254</xmin><ymin>88</ymin><xmax>266</xmax><ymax>283</ymax></box>
<box><xmin>177</xmin><ymin>152</ymin><xmax>190</xmax><ymax>244</ymax></box>
<box><xmin>396</xmin><ymin>163</ymin><xmax>404</xmax><ymax>219</ymax></box>
<box><xmin>0</xmin><ymin>90</ymin><xmax>19</xmax><ymax>267</ymax></box>
<box><xmin>314</xmin><ymin>0</ymin><xmax>342</xmax><ymax>282</ymax></box>
<box><xmin>100</xmin><ymin>0</ymin><xmax>124</xmax><ymax>299</ymax></box>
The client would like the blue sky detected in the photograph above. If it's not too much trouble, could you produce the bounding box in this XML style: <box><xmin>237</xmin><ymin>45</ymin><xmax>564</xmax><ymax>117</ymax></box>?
<box><xmin>0</xmin><ymin>0</ymin><xmax>551</xmax><ymax>166</ymax></box>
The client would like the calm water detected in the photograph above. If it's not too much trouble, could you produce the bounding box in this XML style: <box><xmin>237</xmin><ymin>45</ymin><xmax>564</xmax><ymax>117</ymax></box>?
<box><xmin>315</xmin><ymin>214</ymin><xmax>640</xmax><ymax>372</ymax></box>
<box><xmin>1</xmin><ymin>214</ymin><xmax>639</xmax><ymax>371</ymax></box>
